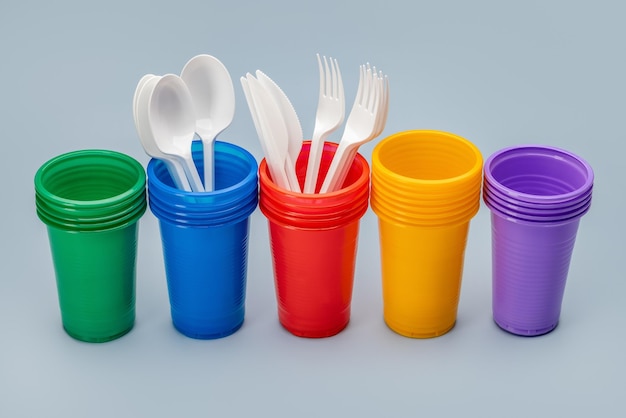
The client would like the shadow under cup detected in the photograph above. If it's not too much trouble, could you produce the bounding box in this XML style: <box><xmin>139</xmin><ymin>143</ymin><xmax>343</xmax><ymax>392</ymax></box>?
<box><xmin>35</xmin><ymin>150</ymin><xmax>147</xmax><ymax>342</ymax></box>
<box><xmin>147</xmin><ymin>141</ymin><xmax>258</xmax><ymax>339</ymax></box>
<box><xmin>483</xmin><ymin>145</ymin><xmax>594</xmax><ymax>336</ymax></box>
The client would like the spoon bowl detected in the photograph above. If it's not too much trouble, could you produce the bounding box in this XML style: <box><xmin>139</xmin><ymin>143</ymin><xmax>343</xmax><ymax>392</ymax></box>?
<box><xmin>148</xmin><ymin>74</ymin><xmax>204</xmax><ymax>192</ymax></box>
<box><xmin>134</xmin><ymin>75</ymin><xmax>191</xmax><ymax>191</ymax></box>
<box><xmin>181</xmin><ymin>55</ymin><xmax>236</xmax><ymax>191</ymax></box>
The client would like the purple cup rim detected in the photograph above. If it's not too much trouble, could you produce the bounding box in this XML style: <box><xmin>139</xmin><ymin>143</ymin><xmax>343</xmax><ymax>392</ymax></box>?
<box><xmin>483</xmin><ymin>182</ymin><xmax>592</xmax><ymax>213</ymax></box>
<box><xmin>484</xmin><ymin>145</ymin><xmax>594</xmax><ymax>204</ymax></box>
<box><xmin>483</xmin><ymin>179</ymin><xmax>592</xmax><ymax>209</ymax></box>
<box><xmin>486</xmin><ymin>202</ymin><xmax>587</xmax><ymax>226</ymax></box>
<box><xmin>484</xmin><ymin>192</ymin><xmax>591</xmax><ymax>223</ymax></box>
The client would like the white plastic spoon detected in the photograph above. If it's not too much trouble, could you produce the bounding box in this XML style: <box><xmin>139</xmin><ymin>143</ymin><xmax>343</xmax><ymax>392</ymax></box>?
<box><xmin>133</xmin><ymin>73</ymin><xmax>154</xmax><ymax>127</ymax></box>
<box><xmin>181</xmin><ymin>54</ymin><xmax>235</xmax><ymax>191</ymax></box>
<box><xmin>148</xmin><ymin>74</ymin><xmax>204</xmax><ymax>192</ymax></box>
<box><xmin>133</xmin><ymin>75</ymin><xmax>191</xmax><ymax>191</ymax></box>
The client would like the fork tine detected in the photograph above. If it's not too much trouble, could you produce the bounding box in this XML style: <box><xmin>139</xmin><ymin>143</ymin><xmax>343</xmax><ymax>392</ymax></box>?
<box><xmin>364</xmin><ymin>67</ymin><xmax>375</xmax><ymax>110</ymax></box>
<box><xmin>380</xmin><ymin>74</ymin><xmax>389</xmax><ymax>132</ymax></box>
<box><xmin>360</xmin><ymin>66</ymin><xmax>368</xmax><ymax>107</ymax></box>
<box><xmin>317</xmin><ymin>53</ymin><xmax>325</xmax><ymax>98</ymax></box>
<box><xmin>355</xmin><ymin>65</ymin><xmax>365</xmax><ymax>106</ymax></box>
<box><xmin>371</xmin><ymin>68</ymin><xmax>380</xmax><ymax>112</ymax></box>
<box><xmin>324</xmin><ymin>56</ymin><xmax>331</xmax><ymax>96</ymax></box>
<box><xmin>372</xmin><ymin>72</ymin><xmax>388</xmax><ymax>138</ymax></box>
<box><xmin>335</xmin><ymin>59</ymin><xmax>345</xmax><ymax>119</ymax></box>
<box><xmin>330</xmin><ymin>57</ymin><xmax>338</xmax><ymax>98</ymax></box>
<box><xmin>378</xmin><ymin>73</ymin><xmax>385</xmax><ymax>133</ymax></box>
<box><xmin>372</xmin><ymin>72</ymin><xmax>384</xmax><ymax>135</ymax></box>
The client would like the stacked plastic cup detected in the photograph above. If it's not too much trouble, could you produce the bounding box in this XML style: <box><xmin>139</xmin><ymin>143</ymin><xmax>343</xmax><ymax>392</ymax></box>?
<box><xmin>483</xmin><ymin>145</ymin><xmax>594</xmax><ymax>336</ymax></box>
<box><xmin>147</xmin><ymin>141</ymin><xmax>258</xmax><ymax>339</ymax></box>
<box><xmin>371</xmin><ymin>130</ymin><xmax>483</xmax><ymax>338</ymax></box>
<box><xmin>35</xmin><ymin>150</ymin><xmax>147</xmax><ymax>342</ymax></box>
<box><xmin>259</xmin><ymin>141</ymin><xmax>370</xmax><ymax>338</ymax></box>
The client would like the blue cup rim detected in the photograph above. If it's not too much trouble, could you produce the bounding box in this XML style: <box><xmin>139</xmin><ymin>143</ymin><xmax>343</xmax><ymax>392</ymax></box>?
<box><xmin>147</xmin><ymin>141</ymin><xmax>258</xmax><ymax>226</ymax></box>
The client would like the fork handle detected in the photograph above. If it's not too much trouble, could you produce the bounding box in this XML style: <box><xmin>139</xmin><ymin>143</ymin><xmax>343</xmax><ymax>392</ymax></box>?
<box><xmin>303</xmin><ymin>131</ymin><xmax>327</xmax><ymax>193</ymax></box>
<box><xmin>319</xmin><ymin>141</ymin><xmax>355</xmax><ymax>193</ymax></box>
<box><xmin>332</xmin><ymin>147</ymin><xmax>359</xmax><ymax>193</ymax></box>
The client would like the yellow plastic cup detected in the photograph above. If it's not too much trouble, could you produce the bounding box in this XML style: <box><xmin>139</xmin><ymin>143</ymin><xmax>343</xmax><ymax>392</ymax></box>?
<box><xmin>371</xmin><ymin>130</ymin><xmax>483</xmax><ymax>338</ymax></box>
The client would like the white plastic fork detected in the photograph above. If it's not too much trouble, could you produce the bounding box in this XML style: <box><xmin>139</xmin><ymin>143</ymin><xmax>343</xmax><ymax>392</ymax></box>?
<box><xmin>325</xmin><ymin>69</ymin><xmax>389</xmax><ymax>193</ymax></box>
<box><xmin>303</xmin><ymin>54</ymin><xmax>345</xmax><ymax>194</ymax></box>
<box><xmin>319</xmin><ymin>65</ymin><xmax>384</xmax><ymax>193</ymax></box>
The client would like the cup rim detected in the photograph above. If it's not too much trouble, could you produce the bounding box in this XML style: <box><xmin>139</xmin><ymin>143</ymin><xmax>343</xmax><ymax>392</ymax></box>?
<box><xmin>484</xmin><ymin>144</ymin><xmax>594</xmax><ymax>204</ymax></box>
<box><xmin>487</xmin><ymin>202</ymin><xmax>587</xmax><ymax>226</ymax></box>
<box><xmin>259</xmin><ymin>142</ymin><xmax>370</xmax><ymax>200</ymax></box>
<box><xmin>484</xmin><ymin>192</ymin><xmax>591</xmax><ymax>222</ymax></box>
<box><xmin>147</xmin><ymin>140</ymin><xmax>258</xmax><ymax>200</ymax></box>
<box><xmin>259</xmin><ymin>142</ymin><xmax>370</xmax><ymax>229</ymax></box>
<box><xmin>147</xmin><ymin>141</ymin><xmax>259</xmax><ymax>227</ymax></box>
<box><xmin>35</xmin><ymin>149</ymin><xmax>146</xmax><ymax>209</ymax></box>
<box><xmin>483</xmin><ymin>179</ymin><xmax>592</xmax><ymax>209</ymax></box>
<box><xmin>483</xmin><ymin>183</ymin><xmax>592</xmax><ymax>214</ymax></box>
<box><xmin>372</xmin><ymin>130</ymin><xmax>483</xmax><ymax>187</ymax></box>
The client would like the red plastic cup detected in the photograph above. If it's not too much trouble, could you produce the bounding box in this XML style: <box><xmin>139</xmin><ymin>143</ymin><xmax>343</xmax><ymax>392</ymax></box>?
<box><xmin>259</xmin><ymin>141</ymin><xmax>370</xmax><ymax>338</ymax></box>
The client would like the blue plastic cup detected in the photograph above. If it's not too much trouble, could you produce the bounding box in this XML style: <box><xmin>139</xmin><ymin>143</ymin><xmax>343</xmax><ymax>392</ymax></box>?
<box><xmin>147</xmin><ymin>141</ymin><xmax>258</xmax><ymax>339</ymax></box>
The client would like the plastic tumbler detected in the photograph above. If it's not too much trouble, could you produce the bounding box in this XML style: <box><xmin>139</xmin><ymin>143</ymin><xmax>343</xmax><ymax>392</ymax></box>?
<box><xmin>147</xmin><ymin>141</ymin><xmax>258</xmax><ymax>339</ymax></box>
<box><xmin>259</xmin><ymin>141</ymin><xmax>370</xmax><ymax>338</ymax></box>
<box><xmin>35</xmin><ymin>150</ymin><xmax>147</xmax><ymax>342</ymax></box>
<box><xmin>483</xmin><ymin>145</ymin><xmax>593</xmax><ymax>336</ymax></box>
<box><xmin>371</xmin><ymin>130</ymin><xmax>483</xmax><ymax>338</ymax></box>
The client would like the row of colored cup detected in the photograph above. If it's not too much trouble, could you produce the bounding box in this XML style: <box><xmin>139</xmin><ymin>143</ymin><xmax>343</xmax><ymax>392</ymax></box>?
<box><xmin>34</xmin><ymin>130</ymin><xmax>593</xmax><ymax>342</ymax></box>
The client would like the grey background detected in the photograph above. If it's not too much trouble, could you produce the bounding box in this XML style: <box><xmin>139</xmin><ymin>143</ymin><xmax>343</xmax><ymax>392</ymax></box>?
<box><xmin>1</xmin><ymin>0</ymin><xmax>623</xmax><ymax>416</ymax></box>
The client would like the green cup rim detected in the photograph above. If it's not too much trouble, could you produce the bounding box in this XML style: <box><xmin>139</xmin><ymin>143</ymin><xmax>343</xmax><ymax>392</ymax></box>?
<box><xmin>34</xmin><ymin>149</ymin><xmax>146</xmax><ymax>210</ymax></box>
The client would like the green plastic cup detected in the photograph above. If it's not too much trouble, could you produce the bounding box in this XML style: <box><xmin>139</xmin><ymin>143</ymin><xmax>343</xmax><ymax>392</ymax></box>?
<box><xmin>35</xmin><ymin>149</ymin><xmax>147</xmax><ymax>342</ymax></box>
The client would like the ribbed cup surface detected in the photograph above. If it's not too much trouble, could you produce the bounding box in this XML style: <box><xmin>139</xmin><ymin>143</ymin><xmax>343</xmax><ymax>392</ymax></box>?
<box><xmin>259</xmin><ymin>142</ymin><xmax>370</xmax><ymax>338</ymax></box>
<box><xmin>148</xmin><ymin>141</ymin><xmax>258</xmax><ymax>339</ymax></box>
<box><xmin>35</xmin><ymin>149</ymin><xmax>146</xmax><ymax>231</ymax></box>
<box><xmin>491</xmin><ymin>212</ymin><xmax>580</xmax><ymax>336</ymax></box>
<box><xmin>484</xmin><ymin>145</ymin><xmax>593</xmax><ymax>205</ymax></box>
<box><xmin>371</xmin><ymin>130</ymin><xmax>483</xmax><ymax>338</ymax></box>
<box><xmin>371</xmin><ymin>130</ymin><xmax>483</xmax><ymax>227</ymax></box>
<box><xmin>34</xmin><ymin>149</ymin><xmax>146</xmax><ymax>342</ymax></box>
<box><xmin>483</xmin><ymin>145</ymin><xmax>593</xmax><ymax>336</ymax></box>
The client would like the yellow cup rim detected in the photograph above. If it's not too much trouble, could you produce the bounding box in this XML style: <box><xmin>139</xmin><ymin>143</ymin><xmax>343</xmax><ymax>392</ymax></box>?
<box><xmin>372</xmin><ymin>130</ymin><xmax>483</xmax><ymax>187</ymax></box>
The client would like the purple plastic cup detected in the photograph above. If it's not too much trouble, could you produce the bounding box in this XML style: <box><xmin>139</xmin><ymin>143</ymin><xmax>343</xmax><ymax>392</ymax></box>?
<box><xmin>483</xmin><ymin>145</ymin><xmax>593</xmax><ymax>336</ymax></box>
<box><xmin>484</xmin><ymin>145</ymin><xmax>593</xmax><ymax>205</ymax></box>
<box><xmin>489</xmin><ymin>211</ymin><xmax>583</xmax><ymax>335</ymax></box>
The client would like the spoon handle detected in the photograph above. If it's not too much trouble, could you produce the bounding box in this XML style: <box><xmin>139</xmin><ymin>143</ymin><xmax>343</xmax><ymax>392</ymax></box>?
<box><xmin>164</xmin><ymin>159</ymin><xmax>192</xmax><ymax>191</ymax></box>
<box><xmin>203</xmin><ymin>139</ymin><xmax>215</xmax><ymax>191</ymax></box>
<box><xmin>179</xmin><ymin>154</ymin><xmax>205</xmax><ymax>192</ymax></box>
